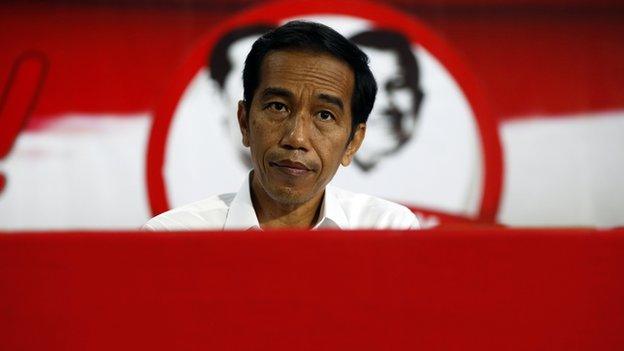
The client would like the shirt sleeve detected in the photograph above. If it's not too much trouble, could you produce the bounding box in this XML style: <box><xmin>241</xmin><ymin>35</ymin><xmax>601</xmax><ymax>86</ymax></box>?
<box><xmin>393</xmin><ymin>206</ymin><xmax>421</xmax><ymax>230</ymax></box>
<box><xmin>141</xmin><ymin>218</ymin><xmax>164</xmax><ymax>231</ymax></box>
<box><xmin>409</xmin><ymin>214</ymin><xmax>421</xmax><ymax>229</ymax></box>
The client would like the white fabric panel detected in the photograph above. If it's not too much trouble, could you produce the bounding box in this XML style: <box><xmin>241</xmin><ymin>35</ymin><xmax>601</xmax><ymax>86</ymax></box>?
<box><xmin>0</xmin><ymin>114</ymin><xmax>152</xmax><ymax>229</ymax></box>
<box><xmin>498</xmin><ymin>110</ymin><xmax>624</xmax><ymax>227</ymax></box>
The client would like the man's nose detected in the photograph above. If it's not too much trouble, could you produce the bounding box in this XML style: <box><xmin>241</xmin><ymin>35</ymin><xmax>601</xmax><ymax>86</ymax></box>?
<box><xmin>280</xmin><ymin>112</ymin><xmax>310</xmax><ymax>151</ymax></box>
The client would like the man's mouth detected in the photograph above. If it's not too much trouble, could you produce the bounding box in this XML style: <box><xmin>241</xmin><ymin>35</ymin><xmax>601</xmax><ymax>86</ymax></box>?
<box><xmin>269</xmin><ymin>160</ymin><xmax>312</xmax><ymax>176</ymax></box>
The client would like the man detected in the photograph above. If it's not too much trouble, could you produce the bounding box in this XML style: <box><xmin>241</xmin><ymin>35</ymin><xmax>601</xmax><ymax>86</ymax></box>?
<box><xmin>350</xmin><ymin>29</ymin><xmax>424</xmax><ymax>172</ymax></box>
<box><xmin>144</xmin><ymin>21</ymin><xmax>420</xmax><ymax>230</ymax></box>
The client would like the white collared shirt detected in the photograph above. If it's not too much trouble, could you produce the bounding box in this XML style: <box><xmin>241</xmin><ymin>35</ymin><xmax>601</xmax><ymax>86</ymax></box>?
<box><xmin>143</xmin><ymin>175</ymin><xmax>420</xmax><ymax>230</ymax></box>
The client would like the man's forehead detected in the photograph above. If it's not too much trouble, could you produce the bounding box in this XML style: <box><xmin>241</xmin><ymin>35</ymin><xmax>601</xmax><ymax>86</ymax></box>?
<box><xmin>257</xmin><ymin>49</ymin><xmax>355</xmax><ymax>98</ymax></box>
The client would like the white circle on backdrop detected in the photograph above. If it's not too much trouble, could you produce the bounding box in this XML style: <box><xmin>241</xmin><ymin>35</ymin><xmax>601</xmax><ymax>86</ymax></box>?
<box><xmin>164</xmin><ymin>15</ymin><xmax>482</xmax><ymax>216</ymax></box>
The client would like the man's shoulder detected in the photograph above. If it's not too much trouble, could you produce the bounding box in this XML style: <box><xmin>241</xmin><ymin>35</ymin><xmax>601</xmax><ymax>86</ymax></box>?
<box><xmin>142</xmin><ymin>193</ymin><xmax>236</xmax><ymax>231</ymax></box>
<box><xmin>328</xmin><ymin>186</ymin><xmax>420</xmax><ymax>229</ymax></box>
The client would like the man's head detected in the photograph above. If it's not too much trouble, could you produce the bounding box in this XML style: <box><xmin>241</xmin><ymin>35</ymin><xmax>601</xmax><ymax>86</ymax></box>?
<box><xmin>350</xmin><ymin>29</ymin><xmax>424</xmax><ymax>171</ymax></box>
<box><xmin>242</xmin><ymin>21</ymin><xmax>377</xmax><ymax>137</ymax></box>
<box><xmin>237</xmin><ymin>21</ymin><xmax>377</xmax><ymax>206</ymax></box>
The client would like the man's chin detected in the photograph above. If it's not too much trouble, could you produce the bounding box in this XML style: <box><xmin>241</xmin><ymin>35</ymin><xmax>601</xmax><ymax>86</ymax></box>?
<box><xmin>266</xmin><ymin>185</ymin><xmax>316</xmax><ymax>207</ymax></box>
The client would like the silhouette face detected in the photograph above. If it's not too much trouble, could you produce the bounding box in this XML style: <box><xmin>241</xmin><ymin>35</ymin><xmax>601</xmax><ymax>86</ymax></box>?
<box><xmin>237</xmin><ymin>50</ymin><xmax>366</xmax><ymax>206</ymax></box>
<box><xmin>355</xmin><ymin>46</ymin><xmax>419</xmax><ymax>169</ymax></box>
<box><xmin>221</xmin><ymin>36</ymin><xmax>259</xmax><ymax>167</ymax></box>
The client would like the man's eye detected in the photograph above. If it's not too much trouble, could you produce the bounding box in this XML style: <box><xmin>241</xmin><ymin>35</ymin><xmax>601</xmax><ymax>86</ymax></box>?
<box><xmin>266</xmin><ymin>102</ymin><xmax>288</xmax><ymax>112</ymax></box>
<box><xmin>317</xmin><ymin>110</ymin><xmax>335</xmax><ymax>121</ymax></box>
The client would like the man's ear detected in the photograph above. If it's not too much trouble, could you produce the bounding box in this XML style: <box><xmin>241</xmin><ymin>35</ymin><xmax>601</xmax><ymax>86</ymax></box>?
<box><xmin>237</xmin><ymin>100</ymin><xmax>250</xmax><ymax>147</ymax></box>
<box><xmin>341</xmin><ymin>123</ymin><xmax>366</xmax><ymax>166</ymax></box>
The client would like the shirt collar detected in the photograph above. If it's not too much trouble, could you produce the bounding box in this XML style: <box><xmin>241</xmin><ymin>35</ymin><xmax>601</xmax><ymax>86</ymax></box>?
<box><xmin>224</xmin><ymin>173</ymin><xmax>350</xmax><ymax>230</ymax></box>
<box><xmin>223</xmin><ymin>173</ymin><xmax>261</xmax><ymax>230</ymax></box>
<box><xmin>314</xmin><ymin>185</ymin><xmax>349</xmax><ymax>230</ymax></box>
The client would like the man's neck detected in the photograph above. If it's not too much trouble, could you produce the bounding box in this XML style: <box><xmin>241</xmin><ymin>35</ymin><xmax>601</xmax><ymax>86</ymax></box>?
<box><xmin>249</xmin><ymin>173</ymin><xmax>324</xmax><ymax>229</ymax></box>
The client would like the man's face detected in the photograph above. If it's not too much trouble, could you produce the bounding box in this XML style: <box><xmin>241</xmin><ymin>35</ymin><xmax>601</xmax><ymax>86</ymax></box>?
<box><xmin>237</xmin><ymin>50</ymin><xmax>365</xmax><ymax>205</ymax></box>
<box><xmin>356</xmin><ymin>46</ymin><xmax>418</xmax><ymax>167</ymax></box>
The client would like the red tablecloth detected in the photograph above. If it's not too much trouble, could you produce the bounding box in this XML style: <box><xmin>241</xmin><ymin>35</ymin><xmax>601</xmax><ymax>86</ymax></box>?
<box><xmin>1</xmin><ymin>229</ymin><xmax>623</xmax><ymax>350</ymax></box>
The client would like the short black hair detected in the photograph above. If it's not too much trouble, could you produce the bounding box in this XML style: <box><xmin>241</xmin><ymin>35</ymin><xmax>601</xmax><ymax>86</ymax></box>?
<box><xmin>209</xmin><ymin>24</ymin><xmax>274</xmax><ymax>89</ymax></box>
<box><xmin>243</xmin><ymin>21</ymin><xmax>377</xmax><ymax>133</ymax></box>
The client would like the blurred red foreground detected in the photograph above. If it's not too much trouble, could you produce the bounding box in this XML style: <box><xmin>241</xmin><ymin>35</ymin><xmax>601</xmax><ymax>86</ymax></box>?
<box><xmin>1</xmin><ymin>229</ymin><xmax>623</xmax><ymax>350</ymax></box>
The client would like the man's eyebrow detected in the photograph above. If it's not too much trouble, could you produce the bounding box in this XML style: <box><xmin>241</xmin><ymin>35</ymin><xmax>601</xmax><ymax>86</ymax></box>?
<box><xmin>318</xmin><ymin>93</ymin><xmax>344</xmax><ymax>111</ymax></box>
<box><xmin>261</xmin><ymin>87</ymin><xmax>293</xmax><ymax>100</ymax></box>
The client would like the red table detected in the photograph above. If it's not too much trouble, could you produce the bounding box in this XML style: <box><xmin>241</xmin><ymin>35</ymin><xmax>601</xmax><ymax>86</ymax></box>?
<box><xmin>1</xmin><ymin>229</ymin><xmax>623</xmax><ymax>350</ymax></box>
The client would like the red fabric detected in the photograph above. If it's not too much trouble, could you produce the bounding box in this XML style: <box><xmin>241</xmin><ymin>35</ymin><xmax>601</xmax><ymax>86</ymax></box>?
<box><xmin>1</xmin><ymin>229</ymin><xmax>623</xmax><ymax>350</ymax></box>
<box><xmin>1</xmin><ymin>2</ymin><xmax>623</xmax><ymax>124</ymax></box>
